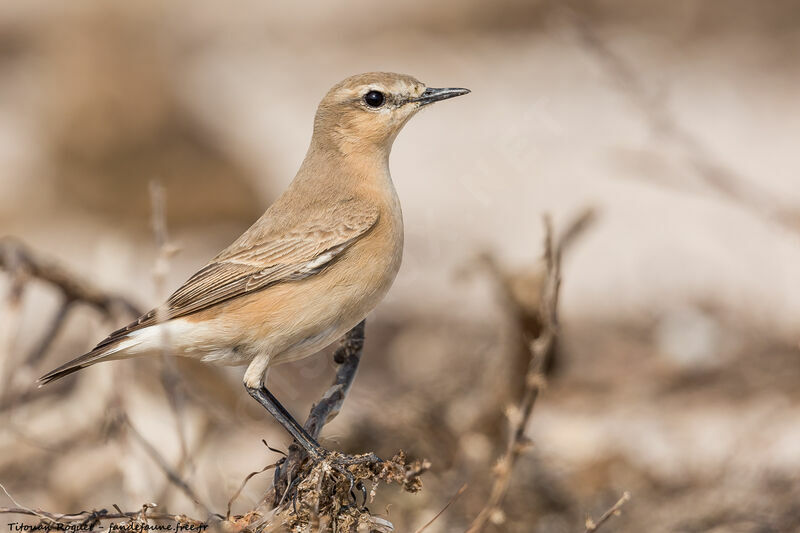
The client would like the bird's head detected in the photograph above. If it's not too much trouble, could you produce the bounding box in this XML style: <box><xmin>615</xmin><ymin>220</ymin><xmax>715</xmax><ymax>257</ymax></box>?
<box><xmin>312</xmin><ymin>72</ymin><xmax>469</xmax><ymax>157</ymax></box>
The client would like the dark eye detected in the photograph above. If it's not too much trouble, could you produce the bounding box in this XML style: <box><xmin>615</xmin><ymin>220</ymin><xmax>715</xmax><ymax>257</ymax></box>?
<box><xmin>363</xmin><ymin>90</ymin><xmax>385</xmax><ymax>108</ymax></box>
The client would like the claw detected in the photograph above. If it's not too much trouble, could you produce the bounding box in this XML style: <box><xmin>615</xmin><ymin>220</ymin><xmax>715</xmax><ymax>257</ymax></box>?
<box><xmin>355</xmin><ymin>481</ymin><xmax>368</xmax><ymax>510</ymax></box>
<box><xmin>348</xmin><ymin>487</ymin><xmax>358</xmax><ymax>507</ymax></box>
<box><xmin>330</xmin><ymin>462</ymin><xmax>356</xmax><ymax>492</ymax></box>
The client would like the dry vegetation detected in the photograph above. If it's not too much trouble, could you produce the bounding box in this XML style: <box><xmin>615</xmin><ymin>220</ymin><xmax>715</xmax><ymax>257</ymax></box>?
<box><xmin>2</xmin><ymin>1</ymin><xmax>800</xmax><ymax>532</ymax></box>
<box><xmin>0</xmin><ymin>213</ymin><xmax>609</xmax><ymax>532</ymax></box>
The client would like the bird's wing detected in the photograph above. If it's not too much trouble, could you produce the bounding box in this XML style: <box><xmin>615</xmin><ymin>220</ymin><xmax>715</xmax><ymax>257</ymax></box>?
<box><xmin>96</xmin><ymin>201</ymin><xmax>379</xmax><ymax>346</ymax></box>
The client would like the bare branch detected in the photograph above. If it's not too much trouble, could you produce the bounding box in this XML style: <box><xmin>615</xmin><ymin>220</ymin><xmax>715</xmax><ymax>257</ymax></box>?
<box><xmin>272</xmin><ymin>320</ymin><xmax>367</xmax><ymax>504</ymax></box>
<box><xmin>0</xmin><ymin>506</ymin><xmax>206</xmax><ymax>527</ymax></box>
<box><xmin>0</xmin><ymin>482</ymin><xmax>206</xmax><ymax>528</ymax></box>
<box><xmin>466</xmin><ymin>215</ymin><xmax>562</xmax><ymax>533</ymax></box>
<box><xmin>0</xmin><ymin>237</ymin><xmax>142</xmax><ymax>410</ymax></box>
<box><xmin>227</xmin><ymin>462</ymin><xmax>279</xmax><ymax>519</ymax></box>
<box><xmin>0</xmin><ymin>236</ymin><xmax>142</xmax><ymax>379</ymax></box>
<box><xmin>414</xmin><ymin>483</ymin><xmax>468</xmax><ymax>533</ymax></box>
<box><xmin>584</xmin><ymin>492</ymin><xmax>631</xmax><ymax>533</ymax></box>
<box><xmin>556</xmin><ymin>207</ymin><xmax>597</xmax><ymax>256</ymax></box>
<box><xmin>122</xmin><ymin>414</ymin><xmax>214</xmax><ymax>518</ymax></box>
<box><xmin>0</xmin><ymin>237</ymin><xmax>142</xmax><ymax>318</ymax></box>
<box><xmin>24</xmin><ymin>300</ymin><xmax>74</xmax><ymax>367</ymax></box>
<box><xmin>148</xmin><ymin>180</ymin><xmax>194</xmax><ymax>497</ymax></box>
<box><xmin>306</xmin><ymin>319</ymin><xmax>367</xmax><ymax>437</ymax></box>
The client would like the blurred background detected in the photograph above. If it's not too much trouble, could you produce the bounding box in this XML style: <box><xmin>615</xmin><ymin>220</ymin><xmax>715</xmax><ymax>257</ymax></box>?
<box><xmin>1</xmin><ymin>0</ymin><xmax>800</xmax><ymax>531</ymax></box>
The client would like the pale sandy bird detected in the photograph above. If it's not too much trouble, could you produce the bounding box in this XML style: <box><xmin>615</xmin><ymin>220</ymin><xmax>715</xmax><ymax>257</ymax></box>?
<box><xmin>39</xmin><ymin>72</ymin><xmax>469</xmax><ymax>463</ymax></box>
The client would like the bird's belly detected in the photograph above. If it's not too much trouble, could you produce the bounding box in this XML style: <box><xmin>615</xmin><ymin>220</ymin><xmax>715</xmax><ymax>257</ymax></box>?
<box><xmin>177</xmin><ymin>256</ymin><xmax>398</xmax><ymax>368</ymax></box>
<box><xmin>269</xmin><ymin>242</ymin><xmax>402</xmax><ymax>365</ymax></box>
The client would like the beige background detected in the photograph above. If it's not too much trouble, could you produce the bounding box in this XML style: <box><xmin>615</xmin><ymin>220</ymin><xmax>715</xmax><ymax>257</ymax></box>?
<box><xmin>1</xmin><ymin>1</ymin><xmax>799</xmax><ymax>532</ymax></box>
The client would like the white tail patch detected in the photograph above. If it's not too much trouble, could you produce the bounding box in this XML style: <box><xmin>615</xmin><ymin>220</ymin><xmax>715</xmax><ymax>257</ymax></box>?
<box><xmin>109</xmin><ymin>318</ymin><xmax>243</xmax><ymax>362</ymax></box>
<box><xmin>109</xmin><ymin>321</ymin><xmax>194</xmax><ymax>356</ymax></box>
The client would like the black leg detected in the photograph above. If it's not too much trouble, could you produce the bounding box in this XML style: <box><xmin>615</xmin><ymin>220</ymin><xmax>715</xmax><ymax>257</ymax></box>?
<box><xmin>246</xmin><ymin>385</ymin><xmax>324</xmax><ymax>460</ymax></box>
<box><xmin>247</xmin><ymin>382</ymin><xmax>380</xmax><ymax>467</ymax></box>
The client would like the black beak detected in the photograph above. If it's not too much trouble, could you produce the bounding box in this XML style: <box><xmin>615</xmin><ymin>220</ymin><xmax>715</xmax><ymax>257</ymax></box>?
<box><xmin>412</xmin><ymin>87</ymin><xmax>470</xmax><ymax>107</ymax></box>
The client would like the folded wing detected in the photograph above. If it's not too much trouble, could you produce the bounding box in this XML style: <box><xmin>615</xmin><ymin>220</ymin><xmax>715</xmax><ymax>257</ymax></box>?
<box><xmin>95</xmin><ymin>199</ymin><xmax>380</xmax><ymax>349</ymax></box>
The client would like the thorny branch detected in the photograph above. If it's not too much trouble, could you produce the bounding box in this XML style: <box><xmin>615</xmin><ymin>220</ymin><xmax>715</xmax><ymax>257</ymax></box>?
<box><xmin>466</xmin><ymin>216</ymin><xmax>562</xmax><ymax>533</ymax></box>
<box><xmin>468</xmin><ymin>215</ymin><xmax>629</xmax><ymax>532</ymax></box>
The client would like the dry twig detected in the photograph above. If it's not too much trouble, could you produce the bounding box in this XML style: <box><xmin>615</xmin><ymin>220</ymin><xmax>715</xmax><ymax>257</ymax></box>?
<box><xmin>227</xmin><ymin>461</ymin><xmax>280</xmax><ymax>519</ymax></box>
<box><xmin>272</xmin><ymin>319</ymin><xmax>369</xmax><ymax>502</ymax></box>
<box><xmin>148</xmin><ymin>180</ymin><xmax>196</xmax><ymax>504</ymax></box>
<box><xmin>122</xmin><ymin>413</ymin><xmax>215</xmax><ymax>518</ymax></box>
<box><xmin>0</xmin><ymin>237</ymin><xmax>142</xmax><ymax>368</ymax></box>
<box><xmin>0</xmin><ymin>481</ymin><xmax>206</xmax><ymax>530</ymax></box>
<box><xmin>414</xmin><ymin>483</ymin><xmax>468</xmax><ymax>533</ymax></box>
<box><xmin>0</xmin><ymin>237</ymin><xmax>142</xmax><ymax>411</ymax></box>
<box><xmin>0</xmin><ymin>505</ymin><xmax>207</xmax><ymax>529</ymax></box>
<box><xmin>251</xmin><ymin>320</ymin><xmax>430</xmax><ymax>531</ymax></box>
<box><xmin>466</xmin><ymin>216</ymin><xmax>562</xmax><ymax>533</ymax></box>
<box><xmin>584</xmin><ymin>492</ymin><xmax>630</xmax><ymax>533</ymax></box>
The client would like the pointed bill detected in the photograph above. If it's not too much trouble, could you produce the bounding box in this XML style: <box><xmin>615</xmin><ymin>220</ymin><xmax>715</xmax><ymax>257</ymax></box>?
<box><xmin>412</xmin><ymin>87</ymin><xmax>471</xmax><ymax>106</ymax></box>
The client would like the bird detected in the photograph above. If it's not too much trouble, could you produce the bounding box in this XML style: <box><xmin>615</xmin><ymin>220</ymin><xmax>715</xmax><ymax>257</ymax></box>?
<box><xmin>38</xmin><ymin>72</ymin><xmax>469</xmax><ymax>464</ymax></box>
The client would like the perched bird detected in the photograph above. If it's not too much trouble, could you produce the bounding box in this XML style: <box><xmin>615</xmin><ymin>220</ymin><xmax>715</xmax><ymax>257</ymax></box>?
<box><xmin>38</xmin><ymin>72</ymin><xmax>469</xmax><ymax>464</ymax></box>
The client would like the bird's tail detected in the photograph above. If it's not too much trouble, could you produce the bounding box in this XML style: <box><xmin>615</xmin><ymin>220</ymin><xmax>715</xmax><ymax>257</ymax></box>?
<box><xmin>37</xmin><ymin>340</ymin><xmax>125</xmax><ymax>386</ymax></box>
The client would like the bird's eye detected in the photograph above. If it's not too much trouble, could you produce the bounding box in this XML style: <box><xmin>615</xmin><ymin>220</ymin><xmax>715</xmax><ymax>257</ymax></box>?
<box><xmin>363</xmin><ymin>90</ymin><xmax>385</xmax><ymax>108</ymax></box>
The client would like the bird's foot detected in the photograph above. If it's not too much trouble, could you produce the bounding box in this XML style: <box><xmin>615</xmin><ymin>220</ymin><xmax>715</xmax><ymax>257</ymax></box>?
<box><xmin>310</xmin><ymin>449</ymin><xmax>381</xmax><ymax>510</ymax></box>
<box><xmin>275</xmin><ymin>445</ymin><xmax>381</xmax><ymax>511</ymax></box>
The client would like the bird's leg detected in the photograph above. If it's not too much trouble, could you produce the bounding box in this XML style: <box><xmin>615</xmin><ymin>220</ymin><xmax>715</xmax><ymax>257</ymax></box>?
<box><xmin>265</xmin><ymin>321</ymin><xmax>382</xmax><ymax>508</ymax></box>
<box><xmin>246</xmin><ymin>385</ymin><xmax>325</xmax><ymax>460</ymax></box>
<box><xmin>248</xmin><ymin>384</ymin><xmax>380</xmax><ymax>465</ymax></box>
